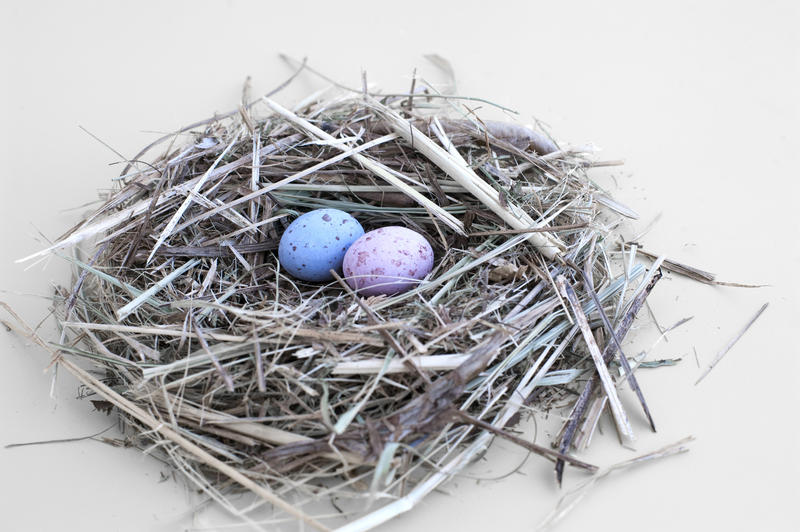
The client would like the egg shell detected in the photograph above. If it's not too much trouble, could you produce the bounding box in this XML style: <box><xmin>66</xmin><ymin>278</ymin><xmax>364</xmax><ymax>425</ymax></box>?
<box><xmin>343</xmin><ymin>226</ymin><xmax>434</xmax><ymax>296</ymax></box>
<box><xmin>278</xmin><ymin>209</ymin><xmax>364</xmax><ymax>282</ymax></box>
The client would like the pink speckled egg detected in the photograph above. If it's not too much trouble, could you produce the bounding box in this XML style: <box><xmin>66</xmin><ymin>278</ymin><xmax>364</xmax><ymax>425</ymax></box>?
<box><xmin>343</xmin><ymin>226</ymin><xmax>434</xmax><ymax>296</ymax></box>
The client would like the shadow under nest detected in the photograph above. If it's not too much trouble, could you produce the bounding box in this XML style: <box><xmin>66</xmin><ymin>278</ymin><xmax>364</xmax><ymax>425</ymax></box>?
<box><xmin>44</xmin><ymin>90</ymin><xmax>659</xmax><ymax>526</ymax></box>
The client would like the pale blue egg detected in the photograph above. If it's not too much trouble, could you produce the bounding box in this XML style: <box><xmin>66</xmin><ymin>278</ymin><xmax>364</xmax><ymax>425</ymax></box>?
<box><xmin>278</xmin><ymin>209</ymin><xmax>364</xmax><ymax>282</ymax></box>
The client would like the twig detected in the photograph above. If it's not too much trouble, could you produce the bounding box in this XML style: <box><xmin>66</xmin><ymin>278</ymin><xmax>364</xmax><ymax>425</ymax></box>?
<box><xmin>450</xmin><ymin>409</ymin><xmax>598</xmax><ymax>473</ymax></box>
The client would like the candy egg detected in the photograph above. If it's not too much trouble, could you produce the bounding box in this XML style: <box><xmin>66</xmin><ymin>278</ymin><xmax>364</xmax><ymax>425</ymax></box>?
<box><xmin>343</xmin><ymin>226</ymin><xmax>434</xmax><ymax>296</ymax></box>
<box><xmin>278</xmin><ymin>209</ymin><xmax>364</xmax><ymax>282</ymax></box>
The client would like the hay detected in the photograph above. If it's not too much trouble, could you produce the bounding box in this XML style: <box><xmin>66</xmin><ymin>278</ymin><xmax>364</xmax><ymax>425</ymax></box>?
<box><xmin>15</xmin><ymin>69</ymin><xmax>681</xmax><ymax>530</ymax></box>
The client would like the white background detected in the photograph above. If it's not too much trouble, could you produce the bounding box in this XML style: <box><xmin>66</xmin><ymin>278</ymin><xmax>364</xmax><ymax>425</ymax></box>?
<box><xmin>1</xmin><ymin>1</ymin><xmax>798</xmax><ymax>531</ymax></box>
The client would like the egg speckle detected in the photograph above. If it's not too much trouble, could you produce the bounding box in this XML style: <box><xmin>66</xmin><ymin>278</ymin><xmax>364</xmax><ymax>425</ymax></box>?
<box><xmin>278</xmin><ymin>209</ymin><xmax>364</xmax><ymax>282</ymax></box>
<box><xmin>343</xmin><ymin>226</ymin><xmax>434</xmax><ymax>296</ymax></box>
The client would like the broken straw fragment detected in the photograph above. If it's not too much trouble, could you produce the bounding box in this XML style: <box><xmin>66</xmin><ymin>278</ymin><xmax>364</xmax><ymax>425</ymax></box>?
<box><xmin>116</xmin><ymin>259</ymin><xmax>200</xmax><ymax>321</ymax></box>
<box><xmin>695</xmin><ymin>302</ymin><xmax>769</xmax><ymax>384</ymax></box>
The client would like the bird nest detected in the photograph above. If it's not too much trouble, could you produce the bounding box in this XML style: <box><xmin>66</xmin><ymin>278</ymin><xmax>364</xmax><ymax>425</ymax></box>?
<box><xmin>17</xmin><ymin>80</ymin><xmax>677</xmax><ymax>530</ymax></box>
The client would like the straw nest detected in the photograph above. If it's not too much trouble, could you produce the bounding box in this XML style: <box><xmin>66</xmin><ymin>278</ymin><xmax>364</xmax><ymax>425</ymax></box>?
<box><xmin>24</xmin><ymin>79</ymin><xmax>675</xmax><ymax>530</ymax></box>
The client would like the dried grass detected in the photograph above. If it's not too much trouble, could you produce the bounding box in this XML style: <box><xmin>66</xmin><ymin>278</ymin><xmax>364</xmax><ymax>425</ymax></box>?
<box><xmin>11</xmin><ymin>68</ymin><xmax>684</xmax><ymax>530</ymax></box>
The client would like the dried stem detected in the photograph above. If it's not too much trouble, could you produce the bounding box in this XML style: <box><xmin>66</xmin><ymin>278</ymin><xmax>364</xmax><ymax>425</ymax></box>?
<box><xmin>9</xmin><ymin>82</ymin><xmax>694</xmax><ymax>530</ymax></box>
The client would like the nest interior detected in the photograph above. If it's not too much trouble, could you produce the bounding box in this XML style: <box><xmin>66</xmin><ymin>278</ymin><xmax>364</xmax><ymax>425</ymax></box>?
<box><xmin>35</xmin><ymin>86</ymin><xmax>668</xmax><ymax>529</ymax></box>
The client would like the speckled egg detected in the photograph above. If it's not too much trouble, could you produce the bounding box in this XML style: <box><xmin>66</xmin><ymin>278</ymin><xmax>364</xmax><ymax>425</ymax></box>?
<box><xmin>278</xmin><ymin>209</ymin><xmax>364</xmax><ymax>282</ymax></box>
<box><xmin>342</xmin><ymin>226</ymin><xmax>434</xmax><ymax>296</ymax></box>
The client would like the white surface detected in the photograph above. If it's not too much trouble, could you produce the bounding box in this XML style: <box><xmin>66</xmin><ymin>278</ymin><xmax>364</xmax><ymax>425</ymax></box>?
<box><xmin>1</xmin><ymin>1</ymin><xmax>798</xmax><ymax>531</ymax></box>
